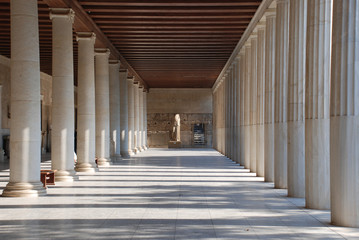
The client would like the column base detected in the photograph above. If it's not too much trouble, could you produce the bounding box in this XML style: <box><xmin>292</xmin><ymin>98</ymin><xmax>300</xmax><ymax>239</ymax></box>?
<box><xmin>128</xmin><ymin>149</ymin><xmax>135</xmax><ymax>156</ymax></box>
<box><xmin>120</xmin><ymin>151</ymin><xmax>131</xmax><ymax>158</ymax></box>
<box><xmin>138</xmin><ymin>146</ymin><xmax>144</xmax><ymax>152</ymax></box>
<box><xmin>75</xmin><ymin>162</ymin><xmax>97</xmax><ymax>172</ymax></box>
<box><xmin>97</xmin><ymin>157</ymin><xmax>111</xmax><ymax>167</ymax></box>
<box><xmin>143</xmin><ymin>145</ymin><xmax>148</xmax><ymax>150</ymax></box>
<box><xmin>2</xmin><ymin>182</ymin><xmax>47</xmax><ymax>197</ymax></box>
<box><xmin>54</xmin><ymin>170</ymin><xmax>78</xmax><ymax>182</ymax></box>
<box><xmin>111</xmin><ymin>154</ymin><xmax>122</xmax><ymax>161</ymax></box>
<box><xmin>133</xmin><ymin>147</ymin><xmax>139</xmax><ymax>154</ymax></box>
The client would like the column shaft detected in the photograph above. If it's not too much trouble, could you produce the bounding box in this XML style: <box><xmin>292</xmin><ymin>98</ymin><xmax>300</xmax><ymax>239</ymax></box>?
<box><xmin>2</xmin><ymin>0</ymin><xmax>46</xmax><ymax>197</ymax></box>
<box><xmin>256</xmin><ymin>25</ymin><xmax>266</xmax><ymax>177</ymax></box>
<box><xmin>119</xmin><ymin>70</ymin><xmax>130</xmax><ymax>157</ymax></box>
<box><xmin>305</xmin><ymin>0</ymin><xmax>331</xmax><ymax>210</ymax></box>
<box><xmin>274</xmin><ymin>0</ymin><xmax>289</xmax><ymax>189</ymax></box>
<box><xmin>330</xmin><ymin>0</ymin><xmax>359</xmax><ymax>227</ymax></box>
<box><xmin>75</xmin><ymin>33</ymin><xmax>97</xmax><ymax>172</ymax></box>
<box><xmin>127</xmin><ymin>78</ymin><xmax>135</xmax><ymax>155</ymax></box>
<box><xmin>142</xmin><ymin>89</ymin><xmax>148</xmax><ymax>150</ymax></box>
<box><xmin>264</xmin><ymin>11</ymin><xmax>276</xmax><ymax>182</ymax></box>
<box><xmin>109</xmin><ymin>60</ymin><xmax>121</xmax><ymax>158</ymax></box>
<box><xmin>244</xmin><ymin>44</ymin><xmax>251</xmax><ymax>169</ymax></box>
<box><xmin>287</xmin><ymin>0</ymin><xmax>307</xmax><ymax>197</ymax></box>
<box><xmin>95</xmin><ymin>48</ymin><xmax>111</xmax><ymax>166</ymax></box>
<box><xmin>138</xmin><ymin>87</ymin><xmax>144</xmax><ymax>152</ymax></box>
<box><xmin>133</xmin><ymin>83</ymin><xmax>140</xmax><ymax>153</ymax></box>
<box><xmin>239</xmin><ymin>50</ymin><xmax>246</xmax><ymax>166</ymax></box>
<box><xmin>250</xmin><ymin>35</ymin><xmax>258</xmax><ymax>174</ymax></box>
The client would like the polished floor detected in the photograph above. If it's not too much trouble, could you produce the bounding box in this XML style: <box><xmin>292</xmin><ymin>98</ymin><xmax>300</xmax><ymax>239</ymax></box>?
<box><xmin>0</xmin><ymin>149</ymin><xmax>358</xmax><ymax>239</ymax></box>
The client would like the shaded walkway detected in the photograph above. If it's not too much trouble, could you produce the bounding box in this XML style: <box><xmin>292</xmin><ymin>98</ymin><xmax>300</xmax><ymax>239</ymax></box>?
<box><xmin>0</xmin><ymin>149</ymin><xmax>358</xmax><ymax>239</ymax></box>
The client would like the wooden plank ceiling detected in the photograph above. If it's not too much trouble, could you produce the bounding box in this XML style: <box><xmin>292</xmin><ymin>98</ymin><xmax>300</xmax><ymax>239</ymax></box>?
<box><xmin>0</xmin><ymin>0</ymin><xmax>262</xmax><ymax>88</ymax></box>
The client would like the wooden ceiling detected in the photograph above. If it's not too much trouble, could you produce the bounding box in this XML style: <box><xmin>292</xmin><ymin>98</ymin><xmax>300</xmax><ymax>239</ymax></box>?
<box><xmin>0</xmin><ymin>0</ymin><xmax>262</xmax><ymax>88</ymax></box>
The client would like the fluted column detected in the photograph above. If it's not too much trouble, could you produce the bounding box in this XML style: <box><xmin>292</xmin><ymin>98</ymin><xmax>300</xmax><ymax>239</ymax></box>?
<box><xmin>234</xmin><ymin>56</ymin><xmax>241</xmax><ymax>164</ymax></box>
<box><xmin>95</xmin><ymin>48</ymin><xmax>111</xmax><ymax>166</ymax></box>
<box><xmin>109</xmin><ymin>60</ymin><xmax>121</xmax><ymax>158</ymax></box>
<box><xmin>239</xmin><ymin>49</ymin><xmax>246</xmax><ymax>166</ymax></box>
<box><xmin>264</xmin><ymin>10</ymin><xmax>276</xmax><ymax>182</ymax></box>
<box><xmin>229</xmin><ymin>66</ymin><xmax>235</xmax><ymax>160</ymax></box>
<box><xmin>2</xmin><ymin>0</ymin><xmax>46</xmax><ymax>197</ymax></box>
<box><xmin>256</xmin><ymin>23</ymin><xmax>266</xmax><ymax>177</ymax></box>
<box><xmin>49</xmin><ymin>8</ymin><xmax>76</xmax><ymax>182</ymax></box>
<box><xmin>274</xmin><ymin>0</ymin><xmax>289</xmax><ymax>189</ymax></box>
<box><xmin>250</xmin><ymin>33</ymin><xmax>258</xmax><ymax>174</ymax></box>
<box><xmin>287</xmin><ymin>0</ymin><xmax>307</xmax><ymax>198</ymax></box>
<box><xmin>75</xmin><ymin>32</ymin><xmax>97</xmax><ymax>172</ymax></box>
<box><xmin>119</xmin><ymin>70</ymin><xmax>130</xmax><ymax>157</ymax></box>
<box><xmin>133</xmin><ymin>82</ymin><xmax>140</xmax><ymax>153</ymax></box>
<box><xmin>142</xmin><ymin>89</ymin><xmax>148</xmax><ymax>150</ymax></box>
<box><xmin>138</xmin><ymin>86</ymin><xmax>144</xmax><ymax>152</ymax></box>
<box><xmin>305</xmin><ymin>0</ymin><xmax>331</xmax><ymax>210</ymax></box>
<box><xmin>330</xmin><ymin>0</ymin><xmax>359</xmax><ymax>227</ymax></box>
<box><xmin>244</xmin><ymin>43</ymin><xmax>251</xmax><ymax>169</ymax></box>
<box><xmin>224</xmin><ymin>73</ymin><xmax>229</xmax><ymax>157</ymax></box>
<box><xmin>127</xmin><ymin>77</ymin><xmax>135</xmax><ymax>156</ymax></box>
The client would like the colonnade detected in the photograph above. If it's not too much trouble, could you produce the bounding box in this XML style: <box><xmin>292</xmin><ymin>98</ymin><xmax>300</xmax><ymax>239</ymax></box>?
<box><xmin>213</xmin><ymin>0</ymin><xmax>359</xmax><ymax>228</ymax></box>
<box><xmin>2</xmin><ymin>1</ymin><xmax>148</xmax><ymax>197</ymax></box>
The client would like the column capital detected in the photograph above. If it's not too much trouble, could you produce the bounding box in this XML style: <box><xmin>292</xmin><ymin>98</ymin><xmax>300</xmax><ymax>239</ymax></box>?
<box><xmin>276</xmin><ymin>0</ymin><xmax>289</xmax><ymax>4</ymax></box>
<box><xmin>109</xmin><ymin>59</ymin><xmax>120</xmax><ymax>65</ymax></box>
<box><xmin>49</xmin><ymin>8</ymin><xmax>75</xmax><ymax>23</ymax></box>
<box><xmin>264</xmin><ymin>8</ymin><xmax>276</xmax><ymax>18</ymax></box>
<box><xmin>95</xmin><ymin>48</ymin><xmax>110</xmax><ymax>57</ymax></box>
<box><xmin>76</xmin><ymin>32</ymin><xmax>96</xmax><ymax>44</ymax></box>
<box><xmin>127</xmin><ymin>76</ymin><xmax>135</xmax><ymax>83</ymax></box>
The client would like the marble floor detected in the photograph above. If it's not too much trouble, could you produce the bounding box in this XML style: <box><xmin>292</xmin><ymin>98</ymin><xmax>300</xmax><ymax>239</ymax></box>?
<box><xmin>0</xmin><ymin>148</ymin><xmax>358</xmax><ymax>239</ymax></box>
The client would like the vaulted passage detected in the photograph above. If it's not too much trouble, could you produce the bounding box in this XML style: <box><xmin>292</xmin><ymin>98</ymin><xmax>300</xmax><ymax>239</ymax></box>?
<box><xmin>0</xmin><ymin>149</ymin><xmax>356</xmax><ymax>239</ymax></box>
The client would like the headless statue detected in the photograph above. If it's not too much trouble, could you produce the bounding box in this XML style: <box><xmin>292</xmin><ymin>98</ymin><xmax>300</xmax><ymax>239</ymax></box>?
<box><xmin>172</xmin><ymin>114</ymin><xmax>181</xmax><ymax>141</ymax></box>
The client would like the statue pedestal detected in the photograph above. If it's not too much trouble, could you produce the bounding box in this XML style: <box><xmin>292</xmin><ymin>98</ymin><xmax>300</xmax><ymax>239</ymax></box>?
<box><xmin>168</xmin><ymin>141</ymin><xmax>182</xmax><ymax>148</ymax></box>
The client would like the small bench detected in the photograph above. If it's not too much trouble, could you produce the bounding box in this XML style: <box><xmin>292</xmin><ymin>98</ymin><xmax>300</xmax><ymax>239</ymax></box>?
<box><xmin>40</xmin><ymin>170</ymin><xmax>55</xmax><ymax>188</ymax></box>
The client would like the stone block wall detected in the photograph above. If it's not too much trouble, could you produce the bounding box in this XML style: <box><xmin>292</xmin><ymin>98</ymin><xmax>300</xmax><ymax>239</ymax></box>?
<box><xmin>147</xmin><ymin>88</ymin><xmax>213</xmax><ymax>148</ymax></box>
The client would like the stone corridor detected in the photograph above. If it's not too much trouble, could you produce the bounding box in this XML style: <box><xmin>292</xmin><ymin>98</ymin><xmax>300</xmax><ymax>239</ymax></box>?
<box><xmin>0</xmin><ymin>149</ymin><xmax>357</xmax><ymax>239</ymax></box>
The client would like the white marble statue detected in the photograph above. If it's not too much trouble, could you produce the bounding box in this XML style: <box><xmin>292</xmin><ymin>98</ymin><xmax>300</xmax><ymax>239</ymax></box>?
<box><xmin>172</xmin><ymin>114</ymin><xmax>181</xmax><ymax>141</ymax></box>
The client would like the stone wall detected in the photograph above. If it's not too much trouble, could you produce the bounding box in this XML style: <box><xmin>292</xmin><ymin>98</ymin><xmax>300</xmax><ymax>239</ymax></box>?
<box><xmin>147</xmin><ymin>88</ymin><xmax>213</xmax><ymax>148</ymax></box>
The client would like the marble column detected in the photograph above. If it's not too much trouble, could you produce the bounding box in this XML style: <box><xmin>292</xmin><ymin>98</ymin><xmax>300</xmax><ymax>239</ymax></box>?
<box><xmin>95</xmin><ymin>48</ymin><xmax>111</xmax><ymax>166</ymax></box>
<box><xmin>142</xmin><ymin>89</ymin><xmax>148</xmax><ymax>150</ymax></box>
<box><xmin>2</xmin><ymin>0</ymin><xmax>46</xmax><ymax>197</ymax></box>
<box><xmin>250</xmin><ymin>33</ymin><xmax>258</xmax><ymax>174</ymax></box>
<box><xmin>133</xmin><ymin>82</ymin><xmax>140</xmax><ymax>153</ymax></box>
<box><xmin>143</xmin><ymin>89</ymin><xmax>149</xmax><ymax>150</ymax></box>
<box><xmin>239</xmin><ymin>49</ymin><xmax>246</xmax><ymax>166</ymax></box>
<box><xmin>224</xmin><ymin>72</ymin><xmax>229</xmax><ymax>157</ymax></box>
<box><xmin>127</xmin><ymin>77</ymin><xmax>135</xmax><ymax>156</ymax></box>
<box><xmin>330</xmin><ymin>0</ymin><xmax>359</xmax><ymax>227</ymax></box>
<box><xmin>287</xmin><ymin>0</ymin><xmax>307</xmax><ymax>198</ymax></box>
<box><xmin>264</xmin><ymin>9</ymin><xmax>276</xmax><ymax>183</ymax></box>
<box><xmin>305</xmin><ymin>0</ymin><xmax>331</xmax><ymax>210</ymax></box>
<box><xmin>274</xmin><ymin>0</ymin><xmax>289</xmax><ymax>189</ymax></box>
<box><xmin>234</xmin><ymin>57</ymin><xmax>241</xmax><ymax>164</ymax></box>
<box><xmin>119</xmin><ymin>70</ymin><xmax>130</xmax><ymax>157</ymax></box>
<box><xmin>244</xmin><ymin>43</ymin><xmax>252</xmax><ymax>169</ymax></box>
<box><xmin>256</xmin><ymin>23</ymin><xmax>266</xmax><ymax>177</ymax></box>
<box><xmin>138</xmin><ymin>86</ymin><xmax>144</xmax><ymax>152</ymax></box>
<box><xmin>49</xmin><ymin>8</ymin><xmax>76</xmax><ymax>182</ymax></box>
<box><xmin>109</xmin><ymin>60</ymin><xmax>121</xmax><ymax>158</ymax></box>
<box><xmin>221</xmin><ymin>80</ymin><xmax>226</xmax><ymax>154</ymax></box>
<box><xmin>229</xmin><ymin>66</ymin><xmax>234</xmax><ymax>160</ymax></box>
<box><xmin>75</xmin><ymin>32</ymin><xmax>97</xmax><ymax>172</ymax></box>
